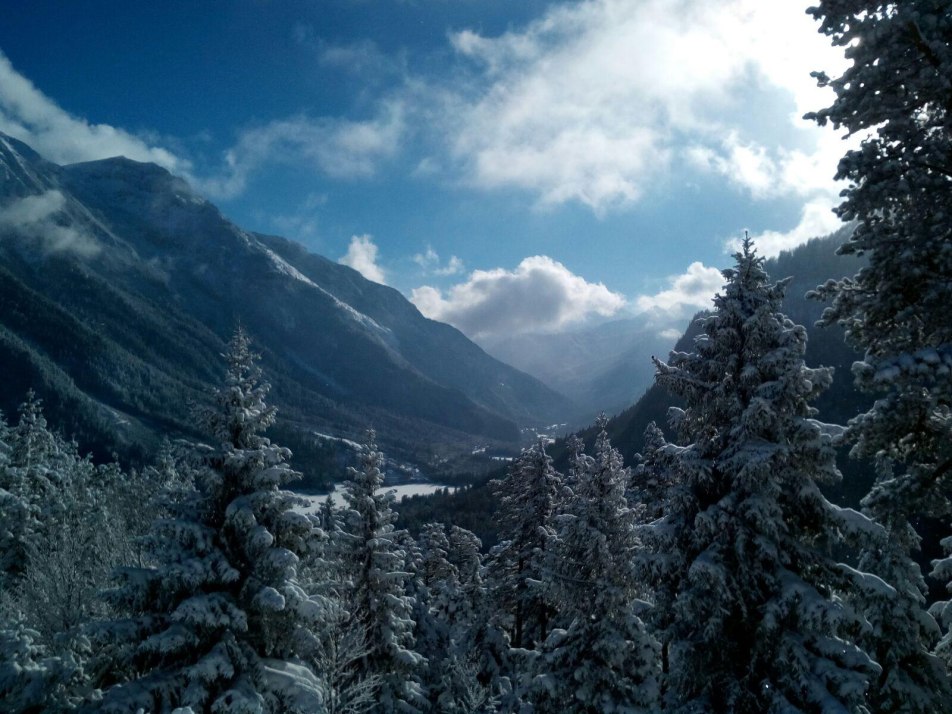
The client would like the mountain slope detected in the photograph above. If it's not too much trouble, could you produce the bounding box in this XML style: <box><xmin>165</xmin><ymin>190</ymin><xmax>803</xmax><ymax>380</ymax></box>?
<box><xmin>0</xmin><ymin>133</ymin><xmax>573</xmax><ymax>485</ymax></box>
<box><xmin>481</xmin><ymin>317</ymin><xmax>671</xmax><ymax>423</ymax></box>
<box><xmin>398</xmin><ymin>230</ymin><xmax>875</xmax><ymax>542</ymax></box>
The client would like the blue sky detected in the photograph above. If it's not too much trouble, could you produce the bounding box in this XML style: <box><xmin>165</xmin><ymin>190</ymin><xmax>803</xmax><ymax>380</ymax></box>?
<box><xmin>0</xmin><ymin>0</ymin><xmax>850</xmax><ymax>343</ymax></box>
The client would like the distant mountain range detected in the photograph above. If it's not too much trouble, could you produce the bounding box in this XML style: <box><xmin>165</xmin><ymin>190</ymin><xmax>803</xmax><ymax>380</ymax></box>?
<box><xmin>566</xmin><ymin>230</ymin><xmax>870</xmax><ymax>498</ymax></box>
<box><xmin>0</xmin><ymin>133</ymin><xmax>573</xmax><ymax>487</ymax></box>
<box><xmin>398</xmin><ymin>230</ymin><xmax>875</xmax><ymax>544</ymax></box>
<box><xmin>481</xmin><ymin>317</ymin><xmax>672</xmax><ymax>424</ymax></box>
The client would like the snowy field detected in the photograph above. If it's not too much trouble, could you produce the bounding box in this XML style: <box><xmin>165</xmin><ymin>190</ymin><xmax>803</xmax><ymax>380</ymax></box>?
<box><xmin>294</xmin><ymin>483</ymin><xmax>457</xmax><ymax>514</ymax></box>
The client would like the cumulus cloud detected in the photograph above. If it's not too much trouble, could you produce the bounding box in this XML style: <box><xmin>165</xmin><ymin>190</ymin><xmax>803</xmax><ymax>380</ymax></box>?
<box><xmin>413</xmin><ymin>245</ymin><xmax>464</xmax><ymax>276</ymax></box>
<box><xmin>410</xmin><ymin>255</ymin><xmax>625</xmax><ymax>340</ymax></box>
<box><xmin>635</xmin><ymin>261</ymin><xmax>723</xmax><ymax>319</ymax></box>
<box><xmin>340</xmin><ymin>234</ymin><xmax>387</xmax><ymax>284</ymax></box>
<box><xmin>439</xmin><ymin>0</ymin><xmax>847</xmax><ymax>214</ymax></box>
<box><xmin>0</xmin><ymin>190</ymin><xmax>99</xmax><ymax>257</ymax></box>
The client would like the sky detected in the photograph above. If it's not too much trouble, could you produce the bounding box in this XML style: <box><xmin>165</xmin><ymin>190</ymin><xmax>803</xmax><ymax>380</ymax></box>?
<box><xmin>0</xmin><ymin>0</ymin><xmax>851</xmax><ymax>343</ymax></box>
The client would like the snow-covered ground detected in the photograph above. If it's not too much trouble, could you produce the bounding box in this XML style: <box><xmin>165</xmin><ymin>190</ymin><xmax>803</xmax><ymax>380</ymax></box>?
<box><xmin>294</xmin><ymin>483</ymin><xmax>457</xmax><ymax>514</ymax></box>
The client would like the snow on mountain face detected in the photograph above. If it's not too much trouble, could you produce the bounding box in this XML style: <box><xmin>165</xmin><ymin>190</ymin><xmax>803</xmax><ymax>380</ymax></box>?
<box><xmin>0</xmin><ymin>135</ymin><xmax>56</xmax><ymax>198</ymax></box>
<box><xmin>260</xmin><ymin>245</ymin><xmax>395</xmax><ymax>345</ymax></box>
<box><xmin>0</xmin><ymin>133</ymin><xmax>573</xmax><ymax>476</ymax></box>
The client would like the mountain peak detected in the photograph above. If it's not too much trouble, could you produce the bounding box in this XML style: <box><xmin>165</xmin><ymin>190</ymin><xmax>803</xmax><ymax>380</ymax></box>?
<box><xmin>62</xmin><ymin>154</ymin><xmax>203</xmax><ymax>210</ymax></box>
<box><xmin>0</xmin><ymin>133</ymin><xmax>574</xmax><ymax>479</ymax></box>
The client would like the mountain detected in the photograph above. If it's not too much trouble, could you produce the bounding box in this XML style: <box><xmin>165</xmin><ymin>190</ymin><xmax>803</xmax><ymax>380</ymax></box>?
<box><xmin>0</xmin><ymin>133</ymin><xmax>573</xmax><ymax>487</ymax></box>
<box><xmin>562</xmin><ymin>230</ymin><xmax>870</xmax><ymax>498</ymax></box>
<box><xmin>481</xmin><ymin>317</ymin><xmax>672</xmax><ymax>424</ymax></box>
<box><xmin>398</xmin><ymin>229</ymin><xmax>874</xmax><ymax>544</ymax></box>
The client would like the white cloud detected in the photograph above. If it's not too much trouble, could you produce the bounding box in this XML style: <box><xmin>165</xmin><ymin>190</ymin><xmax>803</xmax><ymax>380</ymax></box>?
<box><xmin>267</xmin><ymin>193</ymin><xmax>327</xmax><ymax>241</ymax></box>
<box><xmin>413</xmin><ymin>246</ymin><xmax>439</xmax><ymax>270</ymax></box>
<box><xmin>0</xmin><ymin>190</ymin><xmax>99</xmax><ymax>257</ymax></box>
<box><xmin>739</xmin><ymin>196</ymin><xmax>844</xmax><ymax>258</ymax></box>
<box><xmin>439</xmin><ymin>0</ymin><xmax>847</xmax><ymax>213</ymax></box>
<box><xmin>413</xmin><ymin>245</ymin><xmax>464</xmax><ymax>276</ymax></box>
<box><xmin>0</xmin><ymin>52</ymin><xmax>187</xmax><ymax>173</ymax></box>
<box><xmin>435</xmin><ymin>255</ymin><xmax>464</xmax><ymax>276</ymax></box>
<box><xmin>197</xmin><ymin>103</ymin><xmax>405</xmax><ymax>200</ymax></box>
<box><xmin>411</xmin><ymin>255</ymin><xmax>625</xmax><ymax>340</ymax></box>
<box><xmin>687</xmin><ymin>123</ymin><xmax>850</xmax><ymax>204</ymax></box>
<box><xmin>340</xmin><ymin>234</ymin><xmax>387</xmax><ymax>284</ymax></box>
<box><xmin>0</xmin><ymin>51</ymin><xmax>403</xmax><ymax>202</ymax></box>
<box><xmin>635</xmin><ymin>261</ymin><xmax>723</xmax><ymax>319</ymax></box>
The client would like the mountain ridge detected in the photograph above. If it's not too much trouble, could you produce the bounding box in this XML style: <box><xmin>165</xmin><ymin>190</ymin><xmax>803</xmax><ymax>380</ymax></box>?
<box><xmin>0</xmin><ymin>133</ymin><xmax>574</xmax><ymax>485</ymax></box>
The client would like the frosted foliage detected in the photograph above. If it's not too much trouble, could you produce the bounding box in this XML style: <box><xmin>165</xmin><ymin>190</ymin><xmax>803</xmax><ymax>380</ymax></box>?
<box><xmin>412</xmin><ymin>525</ymin><xmax>454</xmax><ymax>684</ymax></box>
<box><xmin>644</xmin><ymin>240</ymin><xmax>881</xmax><ymax>712</ymax></box>
<box><xmin>0</xmin><ymin>393</ymin><xmax>144</xmax><ymax>674</ymax></box>
<box><xmin>805</xmin><ymin>3</ymin><xmax>952</xmax><ymax>707</ymax></box>
<box><xmin>95</xmin><ymin>329</ymin><xmax>322</xmax><ymax>713</ymax></box>
<box><xmin>933</xmin><ymin>536</ymin><xmax>952</xmax><ymax>671</ymax></box>
<box><xmin>533</xmin><ymin>425</ymin><xmax>659</xmax><ymax>713</ymax></box>
<box><xmin>10</xmin><ymin>391</ymin><xmax>58</xmax><ymax>469</ymax></box>
<box><xmin>339</xmin><ymin>432</ymin><xmax>426</xmax><ymax>713</ymax></box>
<box><xmin>410</xmin><ymin>523</ymin><xmax>494</xmax><ymax>711</ymax></box>
<box><xmin>0</xmin><ymin>621</ymin><xmax>86</xmax><ymax>712</ymax></box>
<box><xmin>205</xmin><ymin>328</ymin><xmax>278</xmax><ymax>450</ymax></box>
<box><xmin>488</xmin><ymin>440</ymin><xmax>562</xmax><ymax>651</ymax></box>
<box><xmin>0</xmin><ymin>393</ymin><xmax>71</xmax><ymax>587</ymax></box>
<box><xmin>630</xmin><ymin>420</ymin><xmax>679</xmax><ymax>521</ymax></box>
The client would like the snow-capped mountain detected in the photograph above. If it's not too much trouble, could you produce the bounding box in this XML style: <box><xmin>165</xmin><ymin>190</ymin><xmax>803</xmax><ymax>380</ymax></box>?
<box><xmin>0</xmin><ymin>133</ymin><xmax>572</xmax><ymax>485</ymax></box>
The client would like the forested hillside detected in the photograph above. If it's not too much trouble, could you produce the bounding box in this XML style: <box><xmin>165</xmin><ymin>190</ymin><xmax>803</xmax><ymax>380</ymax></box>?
<box><xmin>0</xmin><ymin>134</ymin><xmax>572</xmax><ymax>487</ymax></box>
<box><xmin>400</xmin><ymin>228</ymin><xmax>871</xmax><ymax>543</ymax></box>
<box><xmin>3</xmin><ymin>1</ymin><xmax>952</xmax><ymax>712</ymax></box>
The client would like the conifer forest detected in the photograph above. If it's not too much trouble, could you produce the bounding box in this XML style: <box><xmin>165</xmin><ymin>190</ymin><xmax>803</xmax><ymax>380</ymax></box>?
<box><xmin>2</xmin><ymin>1</ymin><xmax>952</xmax><ymax>712</ymax></box>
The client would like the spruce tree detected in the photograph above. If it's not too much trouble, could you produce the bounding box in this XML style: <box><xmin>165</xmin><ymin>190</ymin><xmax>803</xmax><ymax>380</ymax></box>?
<box><xmin>437</xmin><ymin>526</ymin><xmax>497</xmax><ymax>713</ymax></box>
<box><xmin>487</xmin><ymin>440</ymin><xmax>562</xmax><ymax>652</ymax></box>
<box><xmin>0</xmin><ymin>393</ymin><xmax>65</xmax><ymax>586</ymax></box>
<box><xmin>630</xmin><ymin>421</ymin><xmax>678</xmax><ymax>522</ymax></box>
<box><xmin>806</xmin><ymin>3</ymin><xmax>952</xmax><ymax>707</ymax></box>
<box><xmin>338</xmin><ymin>431</ymin><xmax>426</xmax><ymax>713</ymax></box>
<box><xmin>533</xmin><ymin>420</ymin><xmax>659</xmax><ymax>713</ymax></box>
<box><xmin>0</xmin><ymin>408</ymin><xmax>25</xmax><ymax>590</ymax></box>
<box><xmin>413</xmin><ymin>523</ymin><xmax>457</xmax><ymax>687</ymax></box>
<box><xmin>95</xmin><ymin>328</ymin><xmax>323</xmax><ymax>713</ymax></box>
<box><xmin>645</xmin><ymin>239</ymin><xmax>881</xmax><ymax>712</ymax></box>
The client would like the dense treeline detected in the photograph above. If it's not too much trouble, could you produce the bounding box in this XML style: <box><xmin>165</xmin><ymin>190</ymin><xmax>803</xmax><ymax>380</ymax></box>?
<box><xmin>0</xmin><ymin>235</ymin><xmax>949</xmax><ymax>712</ymax></box>
<box><xmin>4</xmin><ymin>1</ymin><xmax>952</xmax><ymax>711</ymax></box>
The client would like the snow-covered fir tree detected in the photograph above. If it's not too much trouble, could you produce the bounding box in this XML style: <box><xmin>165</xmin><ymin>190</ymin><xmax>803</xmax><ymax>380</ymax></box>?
<box><xmin>0</xmin><ymin>408</ymin><xmax>24</xmax><ymax>591</ymax></box>
<box><xmin>0</xmin><ymin>392</ymin><xmax>64</xmax><ymax>587</ymax></box>
<box><xmin>644</xmin><ymin>238</ymin><xmax>882</xmax><ymax>712</ymax></box>
<box><xmin>437</xmin><ymin>526</ymin><xmax>497</xmax><ymax>713</ymax></box>
<box><xmin>412</xmin><ymin>523</ymin><xmax>456</xmax><ymax>687</ymax></box>
<box><xmin>9</xmin><ymin>390</ymin><xmax>58</xmax><ymax>470</ymax></box>
<box><xmin>630</xmin><ymin>421</ymin><xmax>678</xmax><ymax>522</ymax></box>
<box><xmin>487</xmin><ymin>439</ymin><xmax>562</xmax><ymax>653</ymax></box>
<box><xmin>407</xmin><ymin>523</ymin><xmax>495</xmax><ymax>712</ymax></box>
<box><xmin>806</xmin><ymin>3</ymin><xmax>952</xmax><ymax>707</ymax></box>
<box><xmin>532</xmin><ymin>419</ymin><xmax>659</xmax><ymax>713</ymax></box>
<box><xmin>0</xmin><ymin>395</ymin><xmax>133</xmax><ymax>654</ymax></box>
<box><xmin>338</xmin><ymin>431</ymin><xmax>426</xmax><ymax>713</ymax></box>
<box><xmin>94</xmin><ymin>328</ymin><xmax>323</xmax><ymax>713</ymax></box>
<box><xmin>0</xmin><ymin>619</ymin><xmax>88</xmax><ymax>712</ymax></box>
